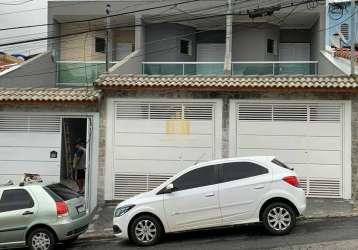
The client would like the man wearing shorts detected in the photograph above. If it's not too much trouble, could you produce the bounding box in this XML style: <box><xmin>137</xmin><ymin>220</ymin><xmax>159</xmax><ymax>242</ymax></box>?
<box><xmin>73</xmin><ymin>139</ymin><xmax>86</xmax><ymax>194</ymax></box>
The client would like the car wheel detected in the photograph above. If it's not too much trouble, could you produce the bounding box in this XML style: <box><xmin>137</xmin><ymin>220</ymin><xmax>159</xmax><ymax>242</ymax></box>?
<box><xmin>27</xmin><ymin>227</ymin><xmax>56</xmax><ymax>250</ymax></box>
<box><xmin>263</xmin><ymin>202</ymin><xmax>296</xmax><ymax>235</ymax></box>
<box><xmin>129</xmin><ymin>215</ymin><xmax>163</xmax><ymax>246</ymax></box>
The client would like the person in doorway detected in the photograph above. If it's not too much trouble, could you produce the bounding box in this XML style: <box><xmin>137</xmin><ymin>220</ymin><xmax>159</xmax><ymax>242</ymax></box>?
<box><xmin>73</xmin><ymin>139</ymin><xmax>86</xmax><ymax>195</ymax></box>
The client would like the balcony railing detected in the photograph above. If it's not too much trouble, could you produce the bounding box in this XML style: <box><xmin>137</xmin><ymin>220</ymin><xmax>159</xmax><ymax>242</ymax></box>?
<box><xmin>56</xmin><ymin>61</ymin><xmax>117</xmax><ymax>86</ymax></box>
<box><xmin>142</xmin><ymin>61</ymin><xmax>318</xmax><ymax>75</ymax></box>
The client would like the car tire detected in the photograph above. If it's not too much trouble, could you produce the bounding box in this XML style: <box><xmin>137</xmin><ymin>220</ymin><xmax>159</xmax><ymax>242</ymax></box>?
<box><xmin>27</xmin><ymin>227</ymin><xmax>56</xmax><ymax>250</ymax></box>
<box><xmin>129</xmin><ymin>215</ymin><xmax>163</xmax><ymax>246</ymax></box>
<box><xmin>262</xmin><ymin>202</ymin><xmax>296</xmax><ymax>235</ymax></box>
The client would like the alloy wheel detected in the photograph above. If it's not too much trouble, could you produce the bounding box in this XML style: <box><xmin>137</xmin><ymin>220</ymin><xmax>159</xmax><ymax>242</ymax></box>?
<box><xmin>134</xmin><ymin>219</ymin><xmax>157</xmax><ymax>243</ymax></box>
<box><xmin>31</xmin><ymin>232</ymin><xmax>51</xmax><ymax>250</ymax></box>
<box><xmin>267</xmin><ymin>207</ymin><xmax>291</xmax><ymax>231</ymax></box>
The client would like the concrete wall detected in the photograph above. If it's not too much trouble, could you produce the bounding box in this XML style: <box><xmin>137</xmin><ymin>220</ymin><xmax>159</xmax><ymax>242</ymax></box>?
<box><xmin>59</xmin><ymin>23</ymin><xmax>135</xmax><ymax>61</ymax></box>
<box><xmin>145</xmin><ymin>23</ymin><xmax>196</xmax><ymax>62</ymax></box>
<box><xmin>98</xmin><ymin>89</ymin><xmax>357</xmax><ymax>202</ymax></box>
<box><xmin>0</xmin><ymin>52</ymin><xmax>56</xmax><ymax>88</ymax></box>
<box><xmin>232</xmin><ymin>23</ymin><xmax>280</xmax><ymax>61</ymax></box>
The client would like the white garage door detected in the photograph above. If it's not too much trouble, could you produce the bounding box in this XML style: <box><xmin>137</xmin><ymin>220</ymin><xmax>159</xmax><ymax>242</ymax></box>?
<box><xmin>231</xmin><ymin>102</ymin><xmax>347</xmax><ymax>198</ymax></box>
<box><xmin>0</xmin><ymin>114</ymin><xmax>62</xmax><ymax>185</ymax></box>
<box><xmin>111</xmin><ymin>101</ymin><xmax>220</xmax><ymax>200</ymax></box>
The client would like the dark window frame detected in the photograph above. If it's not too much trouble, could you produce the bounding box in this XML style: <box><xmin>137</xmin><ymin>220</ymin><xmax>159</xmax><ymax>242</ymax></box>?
<box><xmin>219</xmin><ymin>161</ymin><xmax>269</xmax><ymax>183</ymax></box>
<box><xmin>95</xmin><ymin>37</ymin><xmax>105</xmax><ymax>53</ymax></box>
<box><xmin>179</xmin><ymin>39</ymin><xmax>192</xmax><ymax>55</ymax></box>
<box><xmin>0</xmin><ymin>188</ymin><xmax>35</xmax><ymax>213</ymax></box>
<box><xmin>267</xmin><ymin>39</ymin><xmax>275</xmax><ymax>54</ymax></box>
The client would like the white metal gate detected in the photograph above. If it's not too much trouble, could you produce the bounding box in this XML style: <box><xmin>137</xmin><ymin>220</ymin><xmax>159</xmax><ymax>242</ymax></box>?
<box><xmin>111</xmin><ymin>101</ymin><xmax>221</xmax><ymax>200</ymax></box>
<box><xmin>231</xmin><ymin>101</ymin><xmax>347</xmax><ymax>198</ymax></box>
<box><xmin>0</xmin><ymin>114</ymin><xmax>62</xmax><ymax>185</ymax></box>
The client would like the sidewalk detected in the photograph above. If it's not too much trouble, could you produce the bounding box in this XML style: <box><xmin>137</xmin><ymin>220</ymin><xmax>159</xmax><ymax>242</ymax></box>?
<box><xmin>79</xmin><ymin>198</ymin><xmax>358</xmax><ymax>240</ymax></box>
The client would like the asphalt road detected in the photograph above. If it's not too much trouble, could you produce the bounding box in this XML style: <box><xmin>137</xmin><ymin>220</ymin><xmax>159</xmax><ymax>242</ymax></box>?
<box><xmin>66</xmin><ymin>216</ymin><xmax>358</xmax><ymax>250</ymax></box>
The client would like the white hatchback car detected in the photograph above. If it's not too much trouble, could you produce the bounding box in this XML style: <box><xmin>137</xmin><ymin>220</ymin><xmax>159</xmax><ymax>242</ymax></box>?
<box><xmin>113</xmin><ymin>156</ymin><xmax>306</xmax><ymax>246</ymax></box>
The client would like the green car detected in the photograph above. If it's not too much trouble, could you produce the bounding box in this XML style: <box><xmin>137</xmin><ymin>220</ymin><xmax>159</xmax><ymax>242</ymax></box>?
<box><xmin>0</xmin><ymin>182</ymin><xmax>90</xmax><ymax>250</ymax></box>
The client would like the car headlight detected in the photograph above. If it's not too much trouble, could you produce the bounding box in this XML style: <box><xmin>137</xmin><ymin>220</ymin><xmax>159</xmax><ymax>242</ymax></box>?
<box><xmin>114</xmin><ymin>205</ymin><xmax>135</xmax><ymax>217</ymax></box>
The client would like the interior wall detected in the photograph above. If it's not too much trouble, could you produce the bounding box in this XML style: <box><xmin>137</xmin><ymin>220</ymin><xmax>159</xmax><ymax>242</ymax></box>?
<box><xmin>232</xmin><ymin>23</ymin><xmax>280</xmax><ymax>61</ymax></box>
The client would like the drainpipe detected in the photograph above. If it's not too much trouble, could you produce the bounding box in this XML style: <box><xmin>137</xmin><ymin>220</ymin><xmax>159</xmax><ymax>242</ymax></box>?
<box><xmin>105</xmin><ymin>4</ymin><xmax>111</xmax><ymax>72</ymax></box>
<box><xmin>224</xmin><ymin>0</ymin><xmax>233</xmax><ymax>75</ymax></box>
<box><xmin>351</xmin><ymin>0</ymin><xmax>356</xmax><ymax>76</ymax></box>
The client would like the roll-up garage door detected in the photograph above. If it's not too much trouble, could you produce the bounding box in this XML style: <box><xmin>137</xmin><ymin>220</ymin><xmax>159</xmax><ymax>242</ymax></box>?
<box><xmin>112</xmin><ymin>101</ymin><xmax>218</xmax><ymax>200</ymax></box>
<box><xmin>233</xmin><ymin>102</ymin><xmax>345</xmax><ymax>198</ymax></box>
<box><xmin>0</xmin><ymin>114</ymin><xmax>62</xmax><ymax>185</ymax></box>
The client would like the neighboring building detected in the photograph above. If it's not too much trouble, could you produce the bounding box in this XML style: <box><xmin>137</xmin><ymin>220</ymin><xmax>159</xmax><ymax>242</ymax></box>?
<box><xmin>0</xmin><ymin>87</ymin><xmax>101</xmax><ymax>212</ymax></box>
<box><xmin>1</xmin><ymin>0</ymin><xmax>358</xmax><ymax>206</ymax></box>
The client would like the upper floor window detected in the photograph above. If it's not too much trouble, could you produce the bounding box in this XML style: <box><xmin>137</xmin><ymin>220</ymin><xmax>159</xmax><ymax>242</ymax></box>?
<box><xmin>267</xmin><ymin>39</ymin><xmax>276</xmax><ymax>54</ymax></box>
<box><xmin>180</xmin><ymin>39</ymin><xmax>192</xmax><ymax>56</ymax></box>
<box><xmin>95</xmin><ymin>37</ymin><xmax>105</xmax><ymax>53</ymax></box>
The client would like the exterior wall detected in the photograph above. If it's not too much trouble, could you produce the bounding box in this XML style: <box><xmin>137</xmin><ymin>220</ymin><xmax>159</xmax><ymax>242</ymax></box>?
<box><xmin>196</xmin><ymin>30</ymin><xmax>226</xmax><ymax>43</ymax></box>
<box><xmin>232</xmin><ymin>23</ymin><xmax>280</xmax><ymax>61</ymax></box>
<box><xmin>0</xmin><ymin>53</ymin><xmax>56</xmax><ymax>88</ymax></box>
<box><xmin>99</xmin><ymin>90</ymin><xmax>357</xmax><ymax>201</ymax></box>
<box><xmin>0</xmin><ymin>0</ymin><xmax>47</xmax><ymax>55</ymax></box>
<box><xmin>145</xmin><ymin>23</ymin><xmax>197</xmax><ymax>62</ymax></box>
<box><xmin>280</xmin><ymin>29</ymin><xmax>311</xmax><ymax>43</ymax></box>
<box><xmin>59</xmin><ymin>23</ymin><xmax>134</xmax><ymax>61</ymax></box>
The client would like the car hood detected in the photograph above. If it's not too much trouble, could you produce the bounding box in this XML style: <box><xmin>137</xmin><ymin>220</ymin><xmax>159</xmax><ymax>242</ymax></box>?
<box><xmin>116</xmin><ymin>191</ymin><xmax>153</xmax><ymax>208</ymax></box>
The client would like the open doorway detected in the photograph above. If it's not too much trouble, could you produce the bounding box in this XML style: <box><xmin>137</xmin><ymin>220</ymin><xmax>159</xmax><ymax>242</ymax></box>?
<box><xmin>61</xmin><ymin>118</ymin><xmax>88</xmax><ymax>195</ymax></box>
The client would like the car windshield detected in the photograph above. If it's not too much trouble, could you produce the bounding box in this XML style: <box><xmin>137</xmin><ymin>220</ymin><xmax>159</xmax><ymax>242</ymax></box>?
<box><xmin>45</xmin><ymin>183</ymin><xmax>80</xmax><ymax>201</ymax></box>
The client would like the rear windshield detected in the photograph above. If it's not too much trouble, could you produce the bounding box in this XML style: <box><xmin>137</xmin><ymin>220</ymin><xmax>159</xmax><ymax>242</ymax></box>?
<box><xmin>272</xmin><ymin>158</ymin><xmax>293</xmax><ymax>170</ymax></box>
<box><xmin>45</xmin><ymin>183</ymin><xmax>80</xmax><ymax>201</ymax></box>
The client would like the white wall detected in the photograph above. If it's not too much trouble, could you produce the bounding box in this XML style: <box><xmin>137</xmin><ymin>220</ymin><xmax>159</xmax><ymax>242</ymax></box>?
<box><xmin>0</xmin><ymin>0</ymin><xmax>47</xmax><ymax>56</ymax></box>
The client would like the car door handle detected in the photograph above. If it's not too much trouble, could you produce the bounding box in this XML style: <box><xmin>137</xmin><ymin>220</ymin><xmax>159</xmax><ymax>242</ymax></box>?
<box><xmin>204</xmin><ymin>192</ymin><xmax>215</xmax><ymax>197</ymax></box>
<box><xmin>254</xmin><ymin>185</ymin><xmax>265</xmax><ymax>190</ymax></box>
<box><xmin>22</xmin><ymin>211</ymin><xmax>34</xmax><ymax>216</ymax></box>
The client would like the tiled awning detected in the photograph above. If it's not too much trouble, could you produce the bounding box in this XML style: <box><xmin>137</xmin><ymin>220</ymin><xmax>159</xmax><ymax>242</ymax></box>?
<box><xmin>96</xmin><ymin>74</ymin><xmax>358</xmax><ymax>92</ymax></box>
<box><xmin>0</xmin><ymin>87</ymin><xmax>101</xmax><ymax>103</ymax></box>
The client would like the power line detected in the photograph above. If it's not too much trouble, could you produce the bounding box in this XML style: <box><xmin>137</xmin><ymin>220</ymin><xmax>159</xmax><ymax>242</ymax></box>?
<box><xmin>0</xmin><ymin>0</ymin><xmax>324</xmax><ymax>48</ymax></box>
<box><xmin>0</xmin><ymin>0</ymin><xmax>201</xmax><ymax>32</ymax></box>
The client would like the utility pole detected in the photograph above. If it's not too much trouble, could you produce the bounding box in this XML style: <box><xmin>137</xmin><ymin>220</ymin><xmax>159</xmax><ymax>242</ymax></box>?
<box><xmin>105</xmin><ymin>4</ymin><xmax>111</xmax><ymax>72</ymax></box>
<box><xmin>351</xmin><ymin>0</ymin><xmax>356</xmax><ymax>75</ymax></box>
<box><xmin>224</xmin><ymin>0</ymin><xmax>233</xmax><ymax>75</ymax></box>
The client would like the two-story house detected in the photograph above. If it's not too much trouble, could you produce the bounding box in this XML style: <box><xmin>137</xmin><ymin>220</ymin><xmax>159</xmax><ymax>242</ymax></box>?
<box><xmin>0</xmin><ymin>0</ymin><xmax>357</xmax><ymax>208</ymax></box>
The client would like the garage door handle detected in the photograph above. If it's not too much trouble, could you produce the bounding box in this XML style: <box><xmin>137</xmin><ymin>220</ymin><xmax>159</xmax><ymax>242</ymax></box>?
<box><xmin>22</xmin><ymin>211</ymin><xmax>34</xmax><ymax>216</ymax></box>
<box><xmin>254</xmin><ymin>185</ymin><xmax>264</xmax><ymax>190</ymax></box>
<box><xmin>205</xmin><ymin>193</ymin><xmax>215</xmax><ymax>197</ymax></box>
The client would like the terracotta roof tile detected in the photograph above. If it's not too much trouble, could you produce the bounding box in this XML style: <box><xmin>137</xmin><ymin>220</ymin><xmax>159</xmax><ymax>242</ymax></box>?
<box><xmin>0</xmin><ymin>88</ymin><xmax>101</xmax><ymax>103</ymax></box>
<box><xmin>96</xmin><ymin>74</ymin><xmax>358</xmax><ymax>90</ymax></box>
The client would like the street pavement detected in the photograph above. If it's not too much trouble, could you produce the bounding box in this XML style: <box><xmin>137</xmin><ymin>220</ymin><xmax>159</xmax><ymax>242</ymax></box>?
<box><xmin>65</xmin><ymin>216</ymin><xmax>358</xmax><ymax>250</ymax></box>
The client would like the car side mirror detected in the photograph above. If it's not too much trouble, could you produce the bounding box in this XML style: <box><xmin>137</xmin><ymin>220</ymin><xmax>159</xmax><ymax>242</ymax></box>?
<box><xmin>165</xmin><ymin>183</ymin><xmax>175</xmax><ymax>193</ymax></box>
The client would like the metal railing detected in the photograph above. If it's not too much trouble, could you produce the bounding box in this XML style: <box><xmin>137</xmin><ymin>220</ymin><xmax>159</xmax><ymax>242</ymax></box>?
<box><xmin>142</xmin><ymin>61</ymin><xmax>318</xmax><ymax>75</ymax></box>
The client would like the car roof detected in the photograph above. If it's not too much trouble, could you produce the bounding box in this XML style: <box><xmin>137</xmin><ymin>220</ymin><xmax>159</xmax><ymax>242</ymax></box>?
<box><xmin>195</xmin><ymin>156</ymin><xmax>275</xmax><ymax>167</ymax></box>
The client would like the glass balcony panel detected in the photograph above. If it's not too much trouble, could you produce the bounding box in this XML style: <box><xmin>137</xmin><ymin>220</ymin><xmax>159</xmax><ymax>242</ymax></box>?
<box><xmin>232</xmin><ymin>63</ymin><xmax>274</xmax><ymax>75</ymax></box>
<box><xmin>275</xmin><ymin>63</ymin><xmax>317</xmax><ymax>75</ymax></box>
<box><xmin>184</xmin><ymin>63</ymin><xmax>224</xmax><ymax>75</ymax></box>
<box><xmin>142</xmin><ymin>64</ymin><xmax>183</xmax><ymax>75</ymax></box>
<box><xmin>57</xmin><ymin>62</ymin><xmax>114</xmax><ymax>86</ymax></box>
